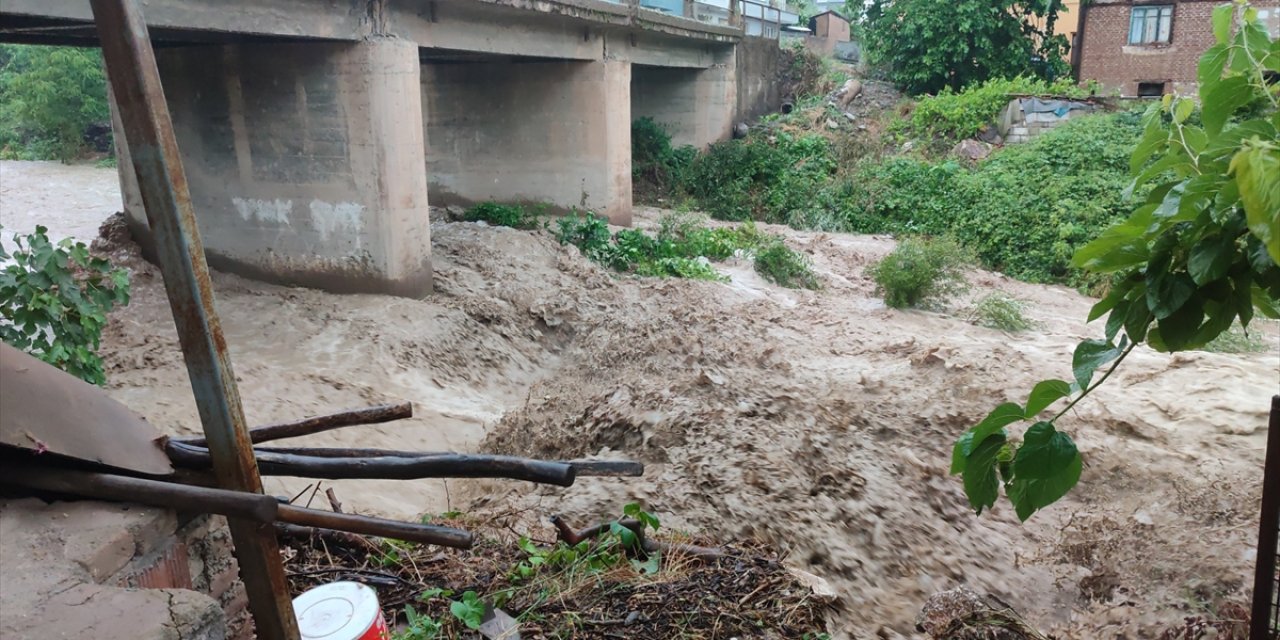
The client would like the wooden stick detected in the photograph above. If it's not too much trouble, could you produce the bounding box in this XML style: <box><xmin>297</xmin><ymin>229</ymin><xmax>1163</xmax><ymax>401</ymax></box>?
<box><xmin>275</xmin><ymin>522</ymin><xmax>381</xmax><ymax>553</ymax></box>
<box><xmin>550</xmin><ymin>514</ymin><xmax>729</xmax><ymax>561</ymax></box>
<box><xmin>166</xmin><ymin>440</ymin><xmax>577</xmax><ymax>486</ymax></box>
<box><xmin>5</xmin><ymin>463</ymin><xmax>278</xmax><ymax>523</ymax></box>
<box><xmin>3</xmin><ymin>463</ymin><xmax>473</xmax><ymax>549</ymax></box>
<box><xmin>250</xmin><ymin>446</ymin><xmax>645</xmax><ymax>477</ymax></box>
<box><xmin>175</xmin><ymin>402</ymin><xmax>413</xmax><ymax>447</ymax></box>
<box><xmin>278</xmin><ymin>504</ymin><xmax>472</xmax><ymax>548</ymax></box>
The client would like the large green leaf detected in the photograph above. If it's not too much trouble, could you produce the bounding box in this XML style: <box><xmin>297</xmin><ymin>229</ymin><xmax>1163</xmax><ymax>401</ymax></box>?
<box><xmin>1147</xmin><ymin>269</ymin><xmax>1196</xmax><ymax>319</ymax></box>
<box><xmin>1212</xmin><ymin>3</ymin><xmax>1233</xmax><ymax>44</ymax></box>
<box><xmin>963</xmin><ymin>433</ymin><xmax>1006</xmax><ymax>515</ymax></box>
<box><xmin>1152</xmin><ymin>296</ymin><xmax>1206</xmax><ymax>351</ymax></box>
<box><xmin>1202</xmin><ymin>77</ymin><xmax>1253</xmax><ymax>136</ymax></box>
<box><xmin>1007</xmin><ymin>450</ymin><xmax>1082</xmax><ymax>522</ymax></box>
<box><xmin>1230</xmin><ymin>143</ymin><xmax>1280</xmax><ymax>264</ymax></box>
<box><xmin>1013</xmin><ymin>421</ymin><xmax>1078</xmax><ymax>480</ymax></box>
<box><xmin>1188</xmin><ymin>233</ymin><xmax>1238</xmax><ymax>285</ymax></box>
<box><xmin>1025</xmin><ymin>380</ymin><xmax>1072</xmax><ymax>417</ymax></box>
<box><xmin>1071</xmin><ymin>339</ymin><xmax>1122</xmax><ymax>391</ymax></box>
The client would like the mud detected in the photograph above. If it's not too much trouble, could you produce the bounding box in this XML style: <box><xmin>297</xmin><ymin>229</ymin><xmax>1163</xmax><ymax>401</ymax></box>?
<box><xmin>2</xmin><ymin>159</ymin><xmax>1276</xmax><ymax>638</ymax></box>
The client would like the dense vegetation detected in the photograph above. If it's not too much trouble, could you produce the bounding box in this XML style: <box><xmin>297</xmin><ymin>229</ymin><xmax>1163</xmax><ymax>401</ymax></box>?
<box><xmin>0</xmin><ymin>45</ymin><xmax>111</xmax><ymax>162</ymax></box>
<box><xmin>953</xmin><ymin>1</ymin><xmax>1279</xmax><ymax>521</ymax></box>
<box><xmin>863</xmin><ymin>0</ymin><xmax>1070</xmax><ymax>94</ymax></box>
<box><xmin>634</xmin><ymin>86</ymin><xmax>1145</xmax><ymax>289</ymax></box>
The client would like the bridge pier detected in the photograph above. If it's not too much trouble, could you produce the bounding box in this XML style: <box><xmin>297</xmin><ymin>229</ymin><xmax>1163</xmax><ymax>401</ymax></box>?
<box><xmin>422</xmin><ymin>58</ymin><xmax>633</xmax><ymax>226</ymax></box>
<box><xmin>115</xmin><ymin>38</ymin><xmax>433</xmax><ymax>296</ymax></box>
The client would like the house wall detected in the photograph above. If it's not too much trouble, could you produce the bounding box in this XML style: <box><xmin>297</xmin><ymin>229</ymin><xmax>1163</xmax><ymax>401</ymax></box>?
<box><xmin>1078</xmin><ymin>0</ymin><xmax>1280</xmax><ymax>96</ymax></box>
<box><xmin>804</xmin><ymin>13</ymin><xmax>850</xmax><ymax>57</ymax></box>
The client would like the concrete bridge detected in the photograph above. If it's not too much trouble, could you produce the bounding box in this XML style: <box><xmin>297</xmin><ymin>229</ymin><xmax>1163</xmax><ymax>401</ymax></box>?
<box><xmin>1</xmin><ymin>0</ymin><xmax>787</xmax><ymax>295</ymax></box>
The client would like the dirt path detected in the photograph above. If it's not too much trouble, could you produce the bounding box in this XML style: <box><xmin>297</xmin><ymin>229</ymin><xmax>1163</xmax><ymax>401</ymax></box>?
<box><xmin>3</xmin><ymin>160</ymin><xmax>1276</xmax><ymax>638</ymax></box>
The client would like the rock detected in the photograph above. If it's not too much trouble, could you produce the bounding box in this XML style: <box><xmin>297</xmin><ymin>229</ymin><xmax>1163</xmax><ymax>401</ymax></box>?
<box><xmin>952</xmin><ymin>139</ymin><xmax>992</xmax><ymax>162</ymax></box>
<box><xmin>843</xmin><ymin>111</ymin><xmax>856</xmax><ymax>121</ymax></box>
<box><xmin>976</xmin><ymin>124</ymin><xmax>1003</xmax><ymax>144</ymax></box>
<box><xmin>836</xmin><ymin>78</ymin><xmax>863</xmax><ymax>108</ymax></box>
<box><xmin>787</xmin><ymin>567</ymin><xmax>838</xmax><ymax>604</ymax></box>
<box><xmin>825</xmin><ymin>118</ymin><xmax>840</xmax><ymax>130</ymax></box>
<box><xmin>916</xmin><ymin>587</ymin><xmax>1045</xmax><ymax>639</ymax></box>
<box><xmin>733</xmin><ymin>122</ymin><xmax>750</xmax><ymax>139</ymax></box>
<box><xmin>900</xmin><ymin>140</ymin><xmax>915</xmax><ymax>153</ymax></box>
<box><xmin>445</xmin><ymin>204</ymin><xmax>467</xmax><ymax>221</ymax></box>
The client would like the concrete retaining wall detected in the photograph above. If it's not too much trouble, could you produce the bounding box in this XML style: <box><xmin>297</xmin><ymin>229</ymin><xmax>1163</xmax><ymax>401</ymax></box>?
<box><xmin>632</xmin><ymin>51</ymin><xmax>735</xmax><ymax>148</ymax></box>
<box><xmin>735</xmin><ymin>35</ymin><xmax>783</xmax><ymax>122</ymax></box>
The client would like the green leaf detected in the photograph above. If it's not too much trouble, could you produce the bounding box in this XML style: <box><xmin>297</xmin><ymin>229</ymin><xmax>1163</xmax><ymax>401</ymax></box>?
<box><xmin>951</xmin><ymin>402</ymin><xmax>1025</xmax><ymax>474</ymax></box>
<box><xmin>1025</xmin><ymin>380</ymin><xmax>1071</xmax><ymax>417</ymax></box>
<box><xmin>1173</xmin><ymin>98</ymin><xmax>1194</xmax><ymax>124</ymax></box>
<box><xmin>1253</xmin><ymin>284</ymin><xmax>1280</xmax><ymax>319</ymax></box>
<box><xmin>1188</xmin><ymin>233</ymin><xmax>1238</xmax><ymax>285</ymax></box>
<box><xmin>1007</xmin><ymin>449</ymin><xmax>1082</xmax><ymax>522</ymax></box>
<box><xmin>1229</xmin><ymin>143</ymin><xmax>1280</xmax><ymax>265</ymax></box>
<box><xmin>1088</xmin><ymin>290</ymin><xmax>1121</xmax><ymax>323</ymax></box>
<box><xmin>1105</xmin><ymin>298</ymin><xmax>1130</xmax><ymax>342</ymax></box>
<box><xmin>449</xmin><ymin>592</ymin><xmax>486</xmax><ymax>630</ymax></box>
<box><xmin>1124</xmin><ymin>295</ymin><xmax>1154</xmax><ymax>343</ymax></box>
<box><xmin>1012</xmin><ymin>421</ymin><xmax>1078</xmax><ymax>480</ymax></box>
<box><xmin>1147</xmin><ymin>269</ymin><xmax>1196</xmax><ymax>319</ymax></box>
<box><xmin>1202</xmin><ymin>77</ymin><xmax>1253</xmax><ymax>136</ymax></box>
<box><xmin>1211</xmin><ymin>3</ymin><xmax>1233</xmax><ymax>44</ymax></box>
<box><xmin>963</xmin><ymin>432</ymin><xmax>1006</xmax><ymax>515</ymax></box>
<box><xmin>1152</xmin><ymin>296</ymin><xmax>1205</xmax><ymax>351</ymax></box>
<box><xmin>1071</xmin><ymin>339</ymin><xmax>1122</xmax><ymax>391</ymax></box>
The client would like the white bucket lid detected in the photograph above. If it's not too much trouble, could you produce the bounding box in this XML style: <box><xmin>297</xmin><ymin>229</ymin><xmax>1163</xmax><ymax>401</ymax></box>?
<box><xmin>293</xmin><ymin>581</ymin><xmax>382</xmax><ymax>640</ymax></box>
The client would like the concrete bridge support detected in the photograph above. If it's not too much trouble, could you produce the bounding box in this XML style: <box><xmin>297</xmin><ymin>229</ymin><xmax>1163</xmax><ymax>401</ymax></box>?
<box><xmin>115</xmin><ymin>38</ymin><xmax>434</xmax><ymax>296</ymax></box>
<box><xmin>631</xmin><ymin>50</ymin><xmax>736</xmax><ymax>149</ymax></box>
<box><xmin>421</xmin><ymin>59</ymin><xmax>633</xmax><ymax>225</ymax></box>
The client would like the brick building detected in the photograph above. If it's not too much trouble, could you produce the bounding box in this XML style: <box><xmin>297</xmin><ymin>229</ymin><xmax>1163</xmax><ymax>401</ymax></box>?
<box><xmin>1076</xmin><ymin>0</ymin><xmax>1280</xmax><ymax>97</ymax></box>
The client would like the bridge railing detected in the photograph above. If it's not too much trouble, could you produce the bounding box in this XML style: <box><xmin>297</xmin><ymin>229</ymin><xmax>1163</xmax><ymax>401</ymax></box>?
<box><xmin>624</xmin><ymin>0</ymin><xmax>797</xmax><ymax>39</ymax></box>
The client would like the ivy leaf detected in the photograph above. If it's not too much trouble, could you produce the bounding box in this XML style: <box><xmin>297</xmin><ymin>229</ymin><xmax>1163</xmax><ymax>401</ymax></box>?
<box><xmin>951</xmin><ymin>402</ymin><xmax>1025</xmax><ymax>474</ymax></box>
<box><xmin>1071</xmin><ymin>340</ymin><xmax>1122</xmax><ymax>391</ymax></box>
<box><xmin>963</xmin><ymin>432</ymin><xmax>1006</xmax><ymax>515</ymax></box>
<box><xmin>1025</xmin><ymin>380</ymin><xmax>1071</xmax><ymax>417</ymax></box>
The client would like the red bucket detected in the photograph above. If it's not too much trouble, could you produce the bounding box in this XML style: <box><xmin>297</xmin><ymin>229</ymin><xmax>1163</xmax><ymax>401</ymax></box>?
<box><xmin>294</xmin><ymin>581</ymin><xmax>390</xmax><ymax>640</ymax></box>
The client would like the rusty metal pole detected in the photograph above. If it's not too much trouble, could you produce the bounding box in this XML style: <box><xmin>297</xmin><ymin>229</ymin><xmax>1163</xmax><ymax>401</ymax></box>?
<box><xmin>87</xmin><ymin>1</ymin><xmax>299</xmax><ymax>637</ymax></box>
<box><xmin>1251</xmin><ymin>396</ymin><xmax>1280</xmax><ymax>640</ymax></box>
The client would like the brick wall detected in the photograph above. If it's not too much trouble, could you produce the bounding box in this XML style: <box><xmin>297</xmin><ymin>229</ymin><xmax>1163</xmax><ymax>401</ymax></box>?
<box><xmin>1078</xmin><ymin>0</ymin><xmax>1280</xmax><ymax>96</ymax></box>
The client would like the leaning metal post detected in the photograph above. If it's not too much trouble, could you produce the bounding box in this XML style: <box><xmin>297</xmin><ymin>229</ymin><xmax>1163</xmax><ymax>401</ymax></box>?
<box><xmin>87</xmin><ymin>0</ymin><xmax>300</xmax><ymax>637</ymax></box>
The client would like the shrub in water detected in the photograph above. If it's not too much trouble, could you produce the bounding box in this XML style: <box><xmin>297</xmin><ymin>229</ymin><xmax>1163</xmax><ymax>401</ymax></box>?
<box><xmin>754</xmin><ymin>241</ymin><xmax>820</xmax><ymax>290</ymax></box>
<box><xmin>869</xmin><ymin>237</ymin><xmax>970</xmax><ymax>309</ymax></box>
<box><xmin>968</xmin><ymin>292</ymin><xmax>1034</xmax><ymax>332</ymax></box>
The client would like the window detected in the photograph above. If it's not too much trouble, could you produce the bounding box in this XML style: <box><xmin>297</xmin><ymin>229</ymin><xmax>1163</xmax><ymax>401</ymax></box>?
<box><xmin>1129</xmin><ymin>5</ymin><xmax>1174</xmax><ymax>45</ymax></box>
<box><xmin>1137</xmin><ymin>81</ymin><xmax>1167</xmax><ymax>97</ymax></box>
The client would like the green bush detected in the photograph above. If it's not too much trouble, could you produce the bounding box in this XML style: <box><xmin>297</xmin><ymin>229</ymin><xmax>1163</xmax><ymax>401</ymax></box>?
<box><xmin>869</xmin><ymin>237</ymin><xmax>970</xmax><ymax>309</ymax></box>
<box><xmin>0</xmin><ymin>45</ymin><xmax>111</xmax><ymax>162</ymax></box>
<box><xmin>463</xmin><ymin>202</ymin><xmax>543</xmax><ymax>229</ymax></box>
<box><xmin>892</xmin><ymin>76</ymin><xmax>1087</xmax><ymax>145</ymax></box>
<box><xmin>843</xmin><ymin>113</ymin><xmax>1143</xmax><ymax>287</ymax></box>
<box><xmin>554</xmin><ymin>212</ymin><xmax>612</xmax><ymax>257</ymax></box>
<box><xmin>968</xmin><ymin>292</ymin><xmax>1035</xmax><ymax>332</ymax></box>
<box><xmin>754</xmin><ymin>241</ymin><xmax>820</xmax><ymax>290</ymax></box>
<box><xmin>632</xmin><ymin>117</ymin><xmax>696</xmax><ymax>202</ymax></box>
<box><xmin>684</xmin><ymin>134</ymin><xmax>836</xmax><ymax>223</ymax></box>
<box><xmin>0</xmin><ymin>226</ymin><xmax>130</xmax><ymax>385</ymax></box>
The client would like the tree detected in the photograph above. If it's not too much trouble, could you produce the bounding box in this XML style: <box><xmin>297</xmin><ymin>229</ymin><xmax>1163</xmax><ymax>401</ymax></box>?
<box><xmin>864</xmin><ymin>0</ymin><xmax>1069</xmax><ymax>95</ymax></box>
<box><xmin>951</xmin><ymin>1</ymin><xmax>1280</xmax><ymax>522</ymax></box>
<box><xmin>0</xmin><ymin>45</ymin><xmax>110</xmax><ymax>162</ymax></box>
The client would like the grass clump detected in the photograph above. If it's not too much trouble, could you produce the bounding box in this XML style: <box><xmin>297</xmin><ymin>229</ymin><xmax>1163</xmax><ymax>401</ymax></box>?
<box><xmin>1201</xmin><ymin>325</ymin><xmax>1268</xmax><ymax>354</ymax></box>
<box><xmin>754</xmin><ymin>241</ymin><xmax>820</xmax><ymax>290</ymax></box>
<box><xmin>968</xmin><ymin>292</ymin><xmax>1034</xmax><ymax>332</ymax></box>
<box><xmin>464</xmin><ymin>202</ymin><xmax>543</xmax><ymax>229</ymax></box>
<box><xmin>869</xmin><ymin>237</ymin><xmax>970</xmax><ymax>309</ymax></box>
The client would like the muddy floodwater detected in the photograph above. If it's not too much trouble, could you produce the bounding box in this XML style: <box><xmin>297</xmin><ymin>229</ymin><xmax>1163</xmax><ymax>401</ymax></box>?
<box><xmin>2</xmin><ymin>159</ymin><xmax>1276</xmax><ymax>638</ymax></box>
